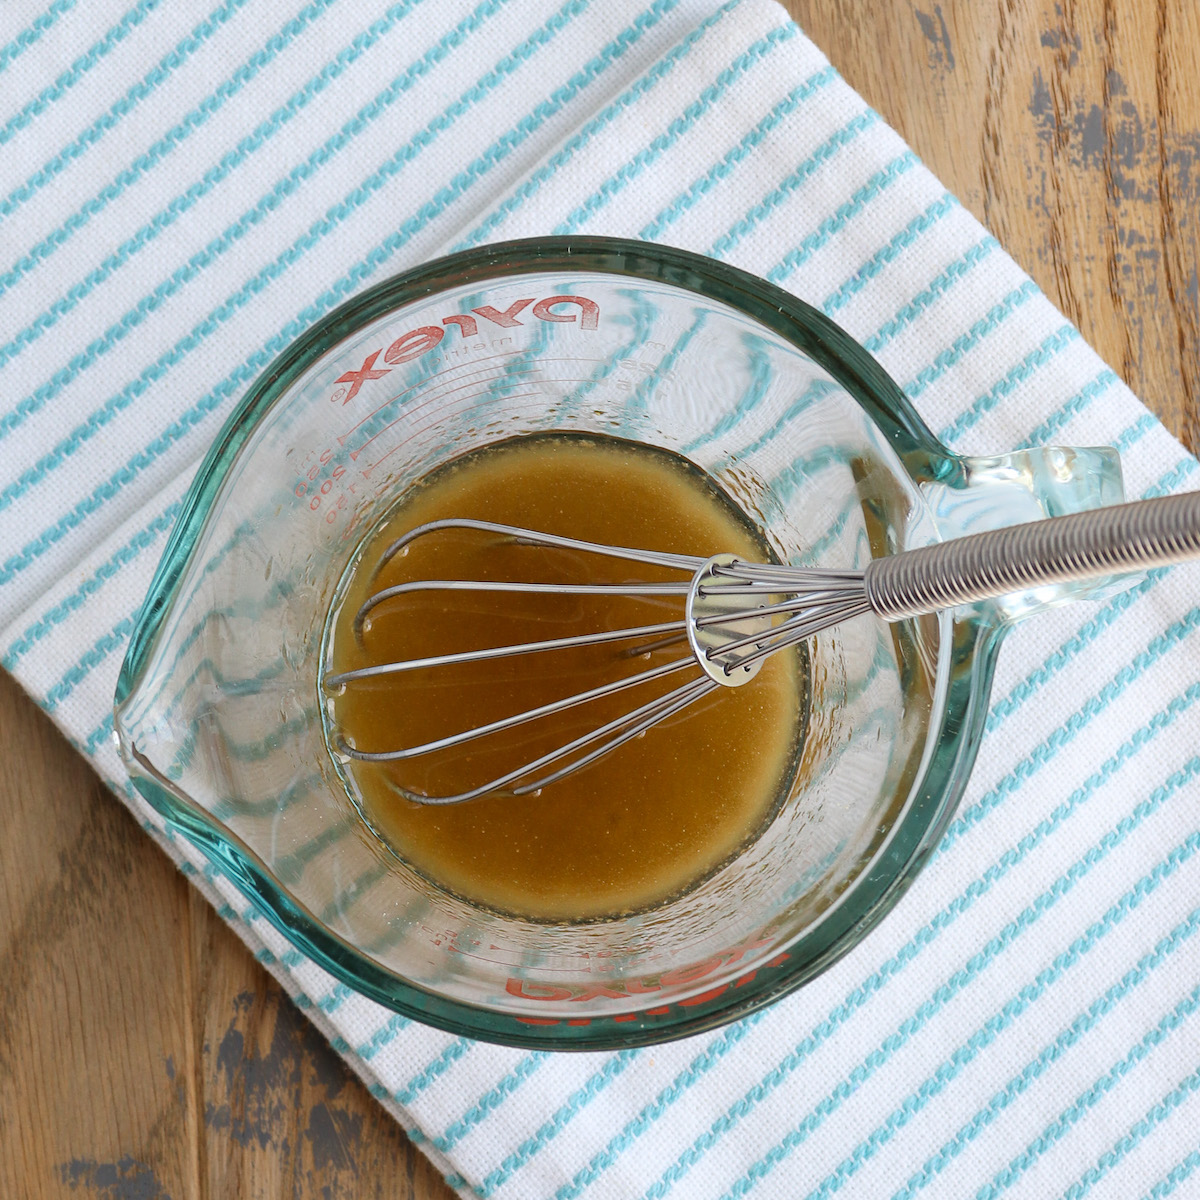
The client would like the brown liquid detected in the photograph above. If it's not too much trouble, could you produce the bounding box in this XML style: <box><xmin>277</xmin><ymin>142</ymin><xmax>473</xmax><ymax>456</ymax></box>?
<box><xmin>326</xmin><ymin>434</ymin><xmax>805</xmax><ymax>920</ymax></box>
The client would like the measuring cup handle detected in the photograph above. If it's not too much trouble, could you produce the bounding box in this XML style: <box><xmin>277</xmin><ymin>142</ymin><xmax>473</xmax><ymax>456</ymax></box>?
<box><xmin>865</xmin><ymin>490</ymin><xmax>1200</xmax><ymax>620</ymax></box>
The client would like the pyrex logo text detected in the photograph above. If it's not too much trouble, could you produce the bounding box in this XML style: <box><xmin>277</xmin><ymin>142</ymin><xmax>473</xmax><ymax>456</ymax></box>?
<box><xmin>331</xmin><ymin>294</ymin><xmax>599</xmax><ymax>404</ymax></box>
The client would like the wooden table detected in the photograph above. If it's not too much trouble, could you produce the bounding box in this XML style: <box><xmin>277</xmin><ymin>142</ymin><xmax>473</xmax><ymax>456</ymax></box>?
<box><xmin>3</xmin><ymin>2</ymin><xmax>1197</xmax><ymax>1195</ymax></box>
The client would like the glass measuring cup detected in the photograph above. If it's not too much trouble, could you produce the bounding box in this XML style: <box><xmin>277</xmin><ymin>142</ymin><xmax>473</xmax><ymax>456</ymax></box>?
<box><xmin>114</xmin><ymin>237</ymin><xmax>1124</xmax><ymax>1049</ymax></box>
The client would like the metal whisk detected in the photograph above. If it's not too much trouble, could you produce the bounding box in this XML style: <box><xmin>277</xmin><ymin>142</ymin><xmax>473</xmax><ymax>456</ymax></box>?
<box><xmin>323</xmin><ymin>492</ymin><xmax>1200</xmax><ymax>804</ymax></box>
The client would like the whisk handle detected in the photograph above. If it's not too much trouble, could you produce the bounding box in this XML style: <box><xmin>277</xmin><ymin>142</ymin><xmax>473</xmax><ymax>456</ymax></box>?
<box><xmin>863</xmin><ymin>490</ymin><xmax>1200</xmax><ymax>621</ymax></box>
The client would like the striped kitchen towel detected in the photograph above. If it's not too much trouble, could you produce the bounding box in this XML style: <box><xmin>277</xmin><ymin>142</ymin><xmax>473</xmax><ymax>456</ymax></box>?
<box><xmin>4</xmin><ymin>1</ymin><xmax>1200</xmax><ymax>1196</ymax></box>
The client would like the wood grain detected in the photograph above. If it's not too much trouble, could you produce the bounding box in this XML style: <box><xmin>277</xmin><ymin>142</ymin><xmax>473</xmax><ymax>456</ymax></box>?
<box><xmin>787</xmin><ymin>0</ymin><xmax>1200</xmax><ymax>452</ymax></box>
<box><xmin>2</xmin><ymin>2</ymin><xmax>1198</xmax><ymax>1197</ymax></box>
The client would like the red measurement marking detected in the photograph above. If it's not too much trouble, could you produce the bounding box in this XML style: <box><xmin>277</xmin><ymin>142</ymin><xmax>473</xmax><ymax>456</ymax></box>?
<box><xmin>362</xmin><ymin>392</ymin><xmax>545</xmax><ymax>477</ymax></box>
<box><xmin>356</xmin><ymin>374</ymin><xmax>617</xmax><ymax>471</ymax></box>
<box><xmin>334</xmin><ymin>350</ymin><xmax>390</xmax><ymax>402</ymax></box>
<box><xmin>678</xmin><ymin>984</ymin><xmax>730</xmax><ymax>1007</ymax></box>
<box><xmin>348</xmin><ymin>367</ymin><xmax>542</xmax><ymax>462</ymax></box>
<box><xmin>337</xmin><ymin>353</ymin><xmax>614</xmax><ymax>446</ymax></box>
<box><xmin>337</xmin><ymin>350</ymin><xmax>525</xmax><ymax>445</ymax></box>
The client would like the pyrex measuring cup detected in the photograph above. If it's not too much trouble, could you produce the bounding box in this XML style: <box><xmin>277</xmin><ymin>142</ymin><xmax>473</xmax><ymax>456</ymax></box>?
<box><xmin>114</xmin><ymin>238</ymin><xmax>1125</xmax><ymax>1049</ymax></box>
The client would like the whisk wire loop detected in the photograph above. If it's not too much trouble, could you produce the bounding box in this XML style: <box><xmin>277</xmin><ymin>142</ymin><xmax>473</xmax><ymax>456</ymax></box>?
<box><xmin>326</xmin><ymin>618</ymin><xmax>686</xmax><ymax>685</ymax></box>
<box><xmin>334</xmin><ymin>656</ymin><xmax>695</xmax><ymax>764</ymax></box>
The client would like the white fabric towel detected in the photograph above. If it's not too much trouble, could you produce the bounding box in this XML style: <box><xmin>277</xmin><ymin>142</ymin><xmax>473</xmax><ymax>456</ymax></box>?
<box><xmin>4</xmin><ymin>1</ymin><xmax>1200</xmax><ymax>1196</ymax></box>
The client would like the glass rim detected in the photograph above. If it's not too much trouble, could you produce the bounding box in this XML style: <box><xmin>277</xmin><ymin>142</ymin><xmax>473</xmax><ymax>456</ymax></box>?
<box><xmin>115</xmin><ymin>236</ymin><xmax>999</xmax><ymax>1050</ymax></box>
